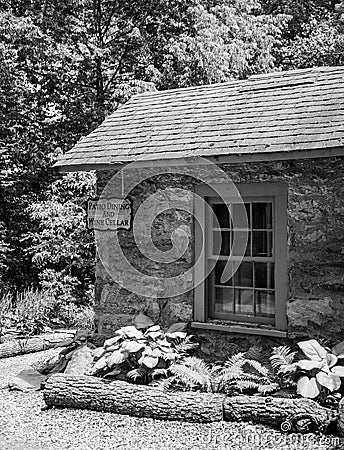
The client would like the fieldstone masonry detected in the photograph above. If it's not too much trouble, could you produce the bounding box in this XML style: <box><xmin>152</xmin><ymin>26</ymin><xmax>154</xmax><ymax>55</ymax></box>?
<box><xmin>94</xmin><ymin>156</ymin><xmax>344</xmax><ymax>355</ymax></box>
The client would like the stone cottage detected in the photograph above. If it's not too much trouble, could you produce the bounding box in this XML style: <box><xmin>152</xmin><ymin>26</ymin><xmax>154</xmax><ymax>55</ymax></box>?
<box><xmin>54</xmin><ymin>66</ymin><xmax>344</xmax><ymax>355</ymax></box>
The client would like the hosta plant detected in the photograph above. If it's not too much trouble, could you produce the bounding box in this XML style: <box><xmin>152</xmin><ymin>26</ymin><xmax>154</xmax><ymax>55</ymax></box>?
<box><xmin>160</xmin><ymin>354</ymin><xmax>278</xmax><ymax>395</ymax></box>
<box><xmin>88</xmin><ymin>323</ymin><xmax>198</xmax><ymax>385</ymax></box>
<box><xmin>296</xmin><ymin>339</ymin><xmax>344</xmax><ymax>399</ymax></box>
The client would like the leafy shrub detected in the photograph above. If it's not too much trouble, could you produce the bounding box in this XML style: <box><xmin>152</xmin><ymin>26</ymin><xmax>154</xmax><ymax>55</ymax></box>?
<box><xmin>39</xmin><ymin>270</ymin><xmax>80</xmax><ymax>306</ymax></box>
<box><xmin>13</xmin><ymin>287</ymin><xmax>56</xmax><ymax>336</ymax></box>
<box><xmin>161</xmin><ymin>354</ymin><xmax>278</xmax><ymax>395</ymax></box>
<box><xmin>270</xmin><ymin>345</ymin><xmax>298</xmax><ymax>390</ymax></box>
<box><xmin>0</xmin><ymin>290</ymin><xmax>12</xmax><ymax>338</ymax></box>
<box><xmin>271</xmin><ymin>340</ymin><xmax>344</xmax><ymax>401</ymax></box>
<box><xmin>89</xmin><ymin>324</ymin><xmax>198</xmax><ymax>384</ymax></box>
<box><xmin>25</xmin><ymin>172</ymin><xmax>96</xmax><ymax>298</ymax></box>
<box><xmin>296</xmin><ymin>339</ymin><xmax>344</xmax><ymax>399</ymax></box>
<box><xmin>38</xmin><ymin>270</ymin><xmax>94</xmax><ymax>327</ymax></box>
<box><xmin>73</xmin><ymin>305</ymin><xmax>95</xmax><ymax>330</ymax></box>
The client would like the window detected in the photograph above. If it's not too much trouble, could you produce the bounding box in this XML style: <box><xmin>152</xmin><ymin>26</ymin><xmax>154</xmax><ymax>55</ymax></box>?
<box><xmin>193</xmin><ymin>183</ymin><xmax>287</xmax><ymax>336</ymax></box>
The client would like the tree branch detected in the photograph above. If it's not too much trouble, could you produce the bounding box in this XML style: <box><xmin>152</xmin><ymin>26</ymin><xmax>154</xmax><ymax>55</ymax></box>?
<box><xmin>104</xmin><ymin>38</ymin><xmax>132</xmax><ymax>93</ymax></box>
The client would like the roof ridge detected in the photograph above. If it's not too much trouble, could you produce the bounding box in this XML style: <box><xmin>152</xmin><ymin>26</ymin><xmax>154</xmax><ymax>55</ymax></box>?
<box><xmin>129</xmin><ymin>66</ymin><xmax>344</xmax><ymax>100</ymax></box>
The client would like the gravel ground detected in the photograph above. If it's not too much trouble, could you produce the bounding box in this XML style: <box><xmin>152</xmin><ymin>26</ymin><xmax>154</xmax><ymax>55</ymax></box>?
<box><xmin>0</xmin><ymin>351</ymin><xmax>344</xmax><ymax>450</ymax></box>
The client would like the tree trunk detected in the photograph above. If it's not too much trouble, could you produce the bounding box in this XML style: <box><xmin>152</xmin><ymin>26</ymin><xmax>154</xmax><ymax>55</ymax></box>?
<box><xmin>0</xmin><ymin>331</ymin><xmax>75</xmax><ymax>359</ymax></box>
<box><xmin>223</xmin><ymin>396</ymin><xmax>337</xmax><ymax>433</ymax></box>
<box><xmin>43</xmin><ymin>374</ymin><xmax>337</xmax><ymax>432</ymax></box>
<box><xmin>337</xmin><ymin>397</ymin><xmax>344</xmax><ymax>436</ymax></box>
<box><xmin>43</xmin><ymin>374</ymin><xmax>224</xmax><ymax>423</ymax></box>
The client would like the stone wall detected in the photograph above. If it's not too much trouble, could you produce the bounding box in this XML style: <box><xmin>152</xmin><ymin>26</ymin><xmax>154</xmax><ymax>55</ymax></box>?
<box><xmin>94</xmin><ymin>156</ymin><xmax>344</xmax><ymax>355</ymax></box>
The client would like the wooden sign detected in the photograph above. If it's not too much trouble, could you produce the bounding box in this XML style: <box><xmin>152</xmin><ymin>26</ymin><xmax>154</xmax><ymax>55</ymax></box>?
<box><xmin>87</xmin><ymin>198</ymin><xmax>132</xmax><ymax>230</ymax></box>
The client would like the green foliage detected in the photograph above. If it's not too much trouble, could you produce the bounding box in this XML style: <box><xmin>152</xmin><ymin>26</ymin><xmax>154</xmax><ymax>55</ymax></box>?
<box><xmin>296</xmin><ymin>339</ymin><xmax>344</xmax><ymax>399</ymax></box>
<box><xmin>160</xmin><ymin>1</ymin><xmax>290</xmax><ymax>87</ymax></box>
<box><xmin>0</xmin><ymin>290</ymin><xmax>12</xmax><ymax>338</ymax></box>
<box><xmin>73</xmin><ymin>305</ymin><xmax>95</xmax><ymax>331</ymax></box>
<box><xmin>162</xmin><ymin>353</ymin><xmax>278</xmax><ymax>394</ymax></box>
<box><xmin>89</xmin><ymin>323</ymin><xmax>198</xmax><ymax>385</ymax></box>
<box><xmin>270</xmin><ymin>345</ymin><xmax>298</xmax><ymax>373</ymax></box>
<box><xmin>24</xmin><ymin>171</ymin><xmax>96</xmax><ymax>306</ymax></box>
<box><xmin>270</xmin><ymin>345</ymin><xmax>298</xmax><ymax>392</ymax></box>
<box><xmin>1</xmin><ymin>0</ymin><xmax>344</xmax><ymax>306</ymax></box>
<box><xmin>279</xmin><ymin>18</ymin><xmax>344</xmax><ymax>69</ymax></box>
<box><xmin>12</xmin><ymin>287</ymin><xmax>56</xmax><ymax>336</ymax></box>
<box><xmin>270</xmin><ymin>340</ymin><xmax>344</xmax><ymax>401</ymax></box>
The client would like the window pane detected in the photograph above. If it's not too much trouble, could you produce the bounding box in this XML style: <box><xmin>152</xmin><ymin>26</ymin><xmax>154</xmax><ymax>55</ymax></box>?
<box><xmin>214</xmin><ymin>287</ymin><xmax>234</xmax><ymax>313</ymax></box>
<box><xmin>252</xmin><ymin>231</ymin><xmax>273</xmax><ymax>257</ymax></box>
<box><xmin>212</xmin><ymin>204</ymin><xmax>230</xmax><ymax>228</ymax></box>
<box><xmin>235</xmin><ymin>289</ymin><xmax>254</xmax><ymax>315</ymax></box>
<box><xmin>255</xmin><ymin>291</ymin><xmax>275</xmax><ymax>318</ymax></box>
<box><xmin>213</xmin><ymin>231</ymin><xmax>231</xmax><ymax>255</ymax></box>
<box><xmin>252</xmin><ymin>203</ymin><xmax>272</xmax><ymax>229</ymax></box>
<box><xmin>255</xmin><ymin>262</ymin><xmax>275</xmax><ymax>289</ymax></box>
<box><xmin>214</xmin><ymin>261</ymin><xmax>233</xmax><ymax>286</ymax></box>
<box><xmin>234</xmin><ymin>262</ymin><xmax>253</xmax><ymax>287</ymax></box>
<box><xmin>232</xmin><ymin>230</ymin><xmax>251</xmax><ymax>256</ymax></box>
<box><xmin>232</xmin><ymin>203</ymin><xmax>251</xmax><ymax>228</ymax></box>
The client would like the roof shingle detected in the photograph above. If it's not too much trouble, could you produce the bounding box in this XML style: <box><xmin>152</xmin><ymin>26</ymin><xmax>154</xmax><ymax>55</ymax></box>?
<box><xmin>54</xmin><ymin>66</ymin><xmax>344</xmax><ymax>170</ymax></box>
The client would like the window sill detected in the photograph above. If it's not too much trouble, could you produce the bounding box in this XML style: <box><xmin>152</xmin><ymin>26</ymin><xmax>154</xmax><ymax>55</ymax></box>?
<box><xmin>190</xmin><ymin>321</ymin><xmax>287</xmax><ymax>338</ymax></box>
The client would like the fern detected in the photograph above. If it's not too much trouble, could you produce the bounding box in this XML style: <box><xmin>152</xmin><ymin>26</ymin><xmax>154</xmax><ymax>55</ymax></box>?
<box><xmin>164</xmin><ymin>355</ymin><xmax>273</xmax><ymax>394</ymax></box>
<box><xmin>126</xmin><ymin>366</ymin><xmax>147</xmax><ymax>381</ymax></box>
<box><xmin>224</xmin><ymin>352</ymin><xmax>246</xmax><ymax>367</ymax></box>
<box><xmin>258</xmin><ymin>382</ymin><xmax>280</xmax><ymax>394</ymax></box>
<box><xmin>245</xmin><ymin>345</ymin><xmax>273</xmax><ymax>368</ymax></box>
<box><xmin>243</xmin><ymin>359</ymin><xmax>270</xmax><ymax>377</ymax></box>
<box><xmin>235</xmin><ymin>379</ymin><xmax>262</xmax><ymax>392</ymax></box>
<box><xmin>151</xmin><ymin>368</ymin><xmax>169</xmax><ymax>380</ymax></box>
<box><xmin>270</xmin><ymin>346</ymin><xmax>297</xmax><ymax>373</ymax></box>
<box><xmin>173</xmin><ymin>336</ymin><xmax>199</xmax><ymax>357</ymax></box>
<box><xmin>156</xmin><ymin>380</ymin><xmax>175</xmax><ymax>392</ymax></box>
<box><xmin>170</xmin><ymin>357</ymin><xmax>213</xmax><ymax>391</ymax></box>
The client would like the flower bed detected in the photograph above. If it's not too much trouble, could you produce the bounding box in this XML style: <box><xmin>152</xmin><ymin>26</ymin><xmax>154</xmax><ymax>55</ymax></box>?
<box><xmin>27</xmin><ymin>316</ymin><xmax>344</xmax><ymax>436</ymax></box>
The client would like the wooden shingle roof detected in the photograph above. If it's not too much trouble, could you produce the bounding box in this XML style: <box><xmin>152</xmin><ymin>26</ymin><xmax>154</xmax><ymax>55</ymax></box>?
<box><xmin>55</xmin><ymin>66</ymin><xmax>344</xmax><ymax>171</ymax></box>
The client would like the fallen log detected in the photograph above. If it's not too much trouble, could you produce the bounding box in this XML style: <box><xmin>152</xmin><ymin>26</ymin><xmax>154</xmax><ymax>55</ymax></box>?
<box><xmin>0</xmin><ymin>331</ymin><xmax>76</xmax><ymax>359</ymax></box>
<box><xmin>337</xmin><ymin>397</ymin><xmax>344</xmax><ymax>436</ymax></box>
<box><xmin>223</xmin><ymin>396</ymin><xmax>337</xmax><ymax>433</ymax></box>
<box><xmin>43</xmin><ymin>374</ymin><xmax>224</xmax><ymax>423</ymax></box>
<box><xmin>43</xmin><ymin>374</ymin><xmax>337</xmax><ymax>432</ymax></box>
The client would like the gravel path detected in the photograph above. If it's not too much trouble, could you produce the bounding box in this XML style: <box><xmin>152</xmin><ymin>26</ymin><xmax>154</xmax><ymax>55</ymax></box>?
<box><xmin>0</xmin><ymin>351</ymin><xmax>343</xmax><ymax>450</ymax></box>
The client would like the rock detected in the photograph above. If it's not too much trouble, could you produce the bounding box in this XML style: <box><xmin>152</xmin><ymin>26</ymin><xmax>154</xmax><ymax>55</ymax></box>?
<box><xmin>30</xmin><ymin>348</ymin><xmax>61</xmax><ymax>373</ymax></box>
<box><xmin>287</xmin><ymin>296</ymin><xmax>335</xmax><ymax>340</ymax></box>
<box><xmin>64</xmin><ymin>346</ymin><xmax>93</xmax><ymax>376</ymax></box>
<box><xmin>8</xmin><ymin>369</ymin><xmax>46</xmax><ymax>392</ymax></box>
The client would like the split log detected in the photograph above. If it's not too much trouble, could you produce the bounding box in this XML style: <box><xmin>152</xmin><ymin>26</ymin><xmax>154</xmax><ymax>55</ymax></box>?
<box><xmin>43</xmin><ymin>374</ymin><xmax>224</xmax><ymax>423</ymax></box>
<box><xmin>0</xmin><ymin>331</ymin><xmax>76</xmax><ymax>359</ymax></box>
<box><xmin>43</xmin><ymin>374</ymin><xmax>338</xmax><ymax>432</ymax></box>
<box><xmin>337</xmin><ymin>397</ymin><xmax>344</xmax><ymax>436</ymax></box>
<box><xmin>223</xmin><ymin>396</ymin><xmax>337</xmax><ymax>432</ymax></box>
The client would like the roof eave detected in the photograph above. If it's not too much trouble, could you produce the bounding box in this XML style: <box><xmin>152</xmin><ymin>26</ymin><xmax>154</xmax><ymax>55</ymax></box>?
<box><xmin>53</xmin><ymin>147</ymin><xmax>344</xmax><ymax>173</ymax></box>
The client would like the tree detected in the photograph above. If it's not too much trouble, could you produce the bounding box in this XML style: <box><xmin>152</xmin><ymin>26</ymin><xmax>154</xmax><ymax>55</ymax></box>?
<box><xmin>23</xmin><ymin>171</ymin><xmax>96</xmax><ymax>304</ymax></box>
<box><xmin>158</xmin><ymin>0</ymin><xmax>290</xmax><ymax>87</ymax></box>
<box><xmin>279</xmin><ymin>17</ymin><xmax>344</xmax><ymax>69</ymax></box>
<box><xmin>1</xmin><ymin>0</ymin><xmax>343</xmax><ymax>300</ymax></box>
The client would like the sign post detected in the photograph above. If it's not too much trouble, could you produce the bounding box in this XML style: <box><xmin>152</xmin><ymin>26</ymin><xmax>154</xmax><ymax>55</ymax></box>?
<box><xmin>86</xmin><ymin>198</ymin><xmax>132</xmax><ymax>231</ymax></box>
